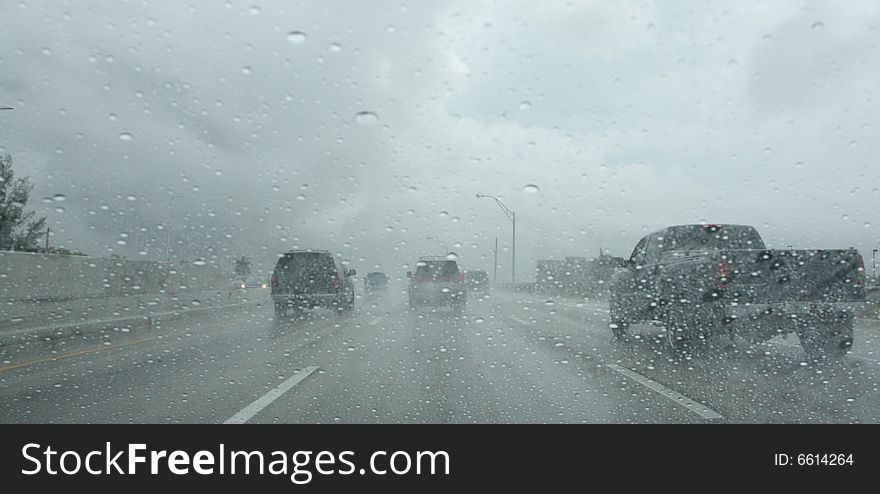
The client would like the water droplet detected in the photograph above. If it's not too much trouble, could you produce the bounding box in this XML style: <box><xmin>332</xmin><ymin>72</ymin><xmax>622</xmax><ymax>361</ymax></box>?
<box><xmin>272</xmin><ymin>185</ymin><xmax>280</xmax><ymax>192</ymax></box>
<box><xmin>108</xmin><ymin>113</ymin><xmax>117</xmax><ymax>121</ymax></box>
<box><xmin>52</xmin><ymin>194</ymin><xmax>66</xmax><ymax>202</ymax></box>
<box><xmin>191</xmin><ymin>300</ymin><xmax>201</xmax><ymax>306</ymax></box>
<box><xmin>55</xmin><ymin>206</ymin><xmax>65</xmax><ymax>213</ymax></box>
<box><xmin>117</xmin><ymin>240</ymin><xmax>127</xmax><ymax>245</ymax></box>
<box><xmin>41</xmin><ymin>197</ymin><xmax>53</xmax><ymax>204</ymax></box>
<box><xmin>119</xmin><ymin>132</ymin><xmax>133</xmax><ymax>141</ymax></box>
<box><xmin>126</xmin><ymin>195</ymin><xmax>137</xmax><ymax>201</ymax></box>
<box><xmin>286</xmin><ymin>31</ymin><xmax>307</xmax><ymax>44</ymax></box>
<box><xmin>249</xmin><ymin>5</ymin><xmax>260</xmax><ymax>14</ymax></box>
<box><xmin>241</xmin><ymin>66</ymin><xmax>252</xmax><ymax>75</ymax></box>
<box><xmin>811</xmin><ymin>21</ymin><xmax>825</xmax><ymax>30</ymax></box>
<box><xmin>523</xmin><ymin>184</ymin><xmax>540</xmax><ymax>194</ymax></box>
<box><xmin>439</xmin><ymin>211</ymin><xmax>449</xmax><ymax>218</ymax></box>
<box><xmin>296</xmin><ymin>194</ymin><xmax>306</xmax><ymax>201</ymax></box>
<box><xmin>193</xmin><ymin>259</ymin><xmax>207</xmax><ymax>266</ymax></box>
<box><xmin>355</xmin><ymin>111</ymin><xmax>379</xmax><ymax>124</ymax></box>
<box><xmin>41</xmin><ymin>47</ymin><xmax>51</xmax><ymax>56</ymax></box>
<box><xmin>519</xmin><ymin>100</ymin><xmax>532</xmax><ymax>110</ymax></box>
<box><xmin>329</xmin><ymin>43</ymin><xmax>342</xmax><ymax>52</ymax></box>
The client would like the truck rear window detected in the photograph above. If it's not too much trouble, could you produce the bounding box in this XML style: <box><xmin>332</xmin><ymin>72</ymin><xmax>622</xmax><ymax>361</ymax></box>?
<box><xmin>658</xmin><ymin>225</ymin><xmax>766</xmax><ymax>252</ymax></box>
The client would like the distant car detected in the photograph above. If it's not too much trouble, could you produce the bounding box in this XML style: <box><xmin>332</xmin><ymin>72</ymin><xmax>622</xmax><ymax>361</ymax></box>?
<box><xmin>407</xmin><ymin>256</ymin><xmax>467</xmax><ymax>314</ymax></box>
<box><xmin>465</xmin><ymin>270</ymin><xmax>490</xmax><ymax>293</ymax></box>
<box><xmin>238</xmin><ymin>275</ymin><xmax>268</xmax><ymax>289</ymax></box>
<box><xmin>270</xmin><ymin>250</ymin><xmax>356</xmax><ymax>318</ymax></box>
<box><xmin>364</xmin><ymin>272</ymin><xmax>389</xmax><ymax>292</ymax></box>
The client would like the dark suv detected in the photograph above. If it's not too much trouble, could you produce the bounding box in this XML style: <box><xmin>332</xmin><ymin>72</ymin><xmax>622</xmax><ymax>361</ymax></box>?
<box><xmin>364</xmin><ymin>272</ymin><xmax>389</xmax><ymax>292</ymax></box>
<box><xmin>407</xmin><ymin>256</ymin><xmax>467</xmax><ymax>314</ymax></box>
<box><xmin>270</xmin><ymin>250</ymin><xmax>356</xmax><ymax>318</ymax></box>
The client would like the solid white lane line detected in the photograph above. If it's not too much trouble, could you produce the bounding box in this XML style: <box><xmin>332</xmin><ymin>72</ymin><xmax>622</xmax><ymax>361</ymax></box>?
<box><xmin>511</xmin><ymin>316</ymin><xmax>531</xmax><ymax>325</ymax></box>
<box><xmin>224</xmin><ymin>366</ymin><xmax>320</xmax><ymax>424</ymax></box>
<box><xmin>606</xmin><ymin>364</ymin><xmax>723</xmax><ymax>420</ymax></box>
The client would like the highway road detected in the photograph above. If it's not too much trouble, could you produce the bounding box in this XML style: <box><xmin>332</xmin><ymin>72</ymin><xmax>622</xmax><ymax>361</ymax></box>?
<box><xmin>2</xmin><ymin>286</ymin><xmax>879</xmax><ymax>423</ymax></box>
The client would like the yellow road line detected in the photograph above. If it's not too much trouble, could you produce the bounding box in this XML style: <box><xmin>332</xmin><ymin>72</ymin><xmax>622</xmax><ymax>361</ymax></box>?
<box><xmin>0</xmin><ymin>322</ymin><xmax>223</xmax><ymax>373</ymax></box>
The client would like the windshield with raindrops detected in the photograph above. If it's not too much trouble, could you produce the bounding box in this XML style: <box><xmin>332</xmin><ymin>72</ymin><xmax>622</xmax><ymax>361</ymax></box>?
<box><xmin>0</xmin><ymin>1</ymin><xmax>879</xmax><ymax>424</ymax></box>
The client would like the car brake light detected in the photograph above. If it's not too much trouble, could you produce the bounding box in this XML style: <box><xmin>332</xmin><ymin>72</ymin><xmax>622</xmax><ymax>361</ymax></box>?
<box><xmin>331</xmin><ymin>275</ymin><xmax>341</xmax><ymax>289</ymax></box>
<box><xmin>717</xmin><ymin>257</ymin><xmax>730</xmax><ymax>289</ymax></box>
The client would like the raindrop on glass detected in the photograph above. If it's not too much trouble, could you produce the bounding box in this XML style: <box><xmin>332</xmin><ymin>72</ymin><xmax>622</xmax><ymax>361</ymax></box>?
<box><xmin>119</xmin><ymin>132</ymin><xmax>133</xmax><ymax>141</ymax></box>
<box><xmin>286</xmin><ymin>31</ymin><xmax>307</xmax><ymax>44</ymax></box>
<box><xmin>523</xmin><ymin>184</ymin><xmax>540</xmax><ymax>194</ymax></box>
<box><xmin>355</xmin><ymin>111</ymin><xmax>379</xmax><ymax>124</ymax></box>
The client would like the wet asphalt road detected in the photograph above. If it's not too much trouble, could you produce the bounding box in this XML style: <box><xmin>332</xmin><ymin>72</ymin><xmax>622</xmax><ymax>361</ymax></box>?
<box><xmin>1</xmin><ymin>286</ymin><xmax>879</xmax><ymax>423</ymax></box>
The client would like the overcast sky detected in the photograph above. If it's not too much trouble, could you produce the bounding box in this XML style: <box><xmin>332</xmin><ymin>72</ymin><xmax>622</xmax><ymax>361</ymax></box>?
<box><xmin>1</xmin><ymin>0</ymin><xmax>879</xmax><ymax>279</ymax></box>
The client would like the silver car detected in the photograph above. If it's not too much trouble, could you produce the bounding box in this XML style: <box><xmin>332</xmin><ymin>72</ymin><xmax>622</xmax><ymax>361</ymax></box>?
<box><xmin>407</xmin><ymin>257</ymin><xmax>467</xmax><ymax>314</ymax></box>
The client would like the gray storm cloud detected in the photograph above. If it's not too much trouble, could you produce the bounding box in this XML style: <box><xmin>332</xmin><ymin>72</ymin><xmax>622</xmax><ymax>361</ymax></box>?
<box><xmin>1</xmin><ymin>0</ymin><xmax>879</xmax><ymax>279</ymax></box>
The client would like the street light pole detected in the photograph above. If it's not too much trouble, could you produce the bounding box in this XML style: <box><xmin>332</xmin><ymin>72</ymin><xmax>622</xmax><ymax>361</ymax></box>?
<box><xmin>476</xmin><ymin>193</ymin><xmax>516</xmax><ymax>285</ymax></box>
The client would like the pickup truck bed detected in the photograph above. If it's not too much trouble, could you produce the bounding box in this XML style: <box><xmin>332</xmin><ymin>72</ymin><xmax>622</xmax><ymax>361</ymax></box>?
<box><xmin>610</xmin><ymin>224</ymin><xmax>865</xmax><ymax>359</ymax></box>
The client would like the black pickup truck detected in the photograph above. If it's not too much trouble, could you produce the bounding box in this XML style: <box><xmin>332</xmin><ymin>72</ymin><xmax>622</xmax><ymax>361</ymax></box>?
<box><xmin>609</xmin><ymin>224</ymin><xmax>865</xmax><ymax>359</ymax></box>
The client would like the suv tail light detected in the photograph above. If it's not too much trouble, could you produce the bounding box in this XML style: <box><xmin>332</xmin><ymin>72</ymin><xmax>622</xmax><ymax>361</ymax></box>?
<box><xmin>331</xmin><ymin>275</ymin><xmax>341</xmax><ymax>290</ymax></box>
<box><xmin>717</xmin><ymin>257</ymin><xmax>730</xmax><ymax>289</ymax></box>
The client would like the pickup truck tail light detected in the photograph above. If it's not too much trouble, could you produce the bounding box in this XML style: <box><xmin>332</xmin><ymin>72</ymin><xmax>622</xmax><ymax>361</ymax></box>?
<box><xmin>717</xmin><ymin>258</ymin><xmax>730</xmax><ymax>289</ymax></box>
<box><xmin>856</xmin><ymin>255</ymin><xmax>866</xmax><ymax>287</ymax></box>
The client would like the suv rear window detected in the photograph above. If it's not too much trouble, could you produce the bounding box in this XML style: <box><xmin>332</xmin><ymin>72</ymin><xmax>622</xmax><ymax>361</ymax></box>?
<box><xmin>415</xmin><ymin>260</ymin><xmax>459</xmax><ymax>277</ymax></box>
<box><xmin>274</xmin><ymin>252</ymin><xmax>336</xmax><ymax>276</ymax></box>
